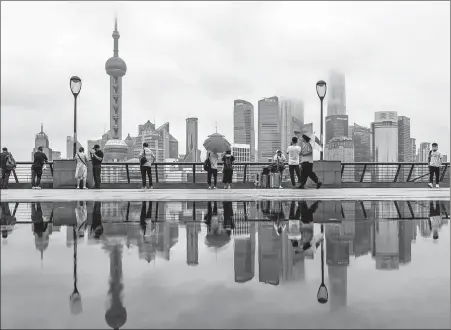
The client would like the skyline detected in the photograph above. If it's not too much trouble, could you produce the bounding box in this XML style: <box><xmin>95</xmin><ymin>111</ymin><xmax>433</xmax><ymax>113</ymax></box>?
<box><xmin>1</xmin><ymin>1</ymin><xmax>450</xmax><ymax>160</ymax></box>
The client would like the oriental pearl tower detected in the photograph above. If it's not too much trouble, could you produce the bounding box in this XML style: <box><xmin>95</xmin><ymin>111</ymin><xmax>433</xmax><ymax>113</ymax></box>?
<box><xmin>104</xmin><ymin>17</ymin><xmax>129</xmax><ymax>162</ymax></box>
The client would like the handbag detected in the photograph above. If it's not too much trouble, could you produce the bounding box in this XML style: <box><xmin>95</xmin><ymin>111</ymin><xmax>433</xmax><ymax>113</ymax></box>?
<box><xmin>203</xmin><ymin>157</ymin><xmax>211</xmax><ymax>171</ymax></box>
<box><xmin>140</xmin><ymin>148</ymin><xmax>148</xmax><ymax>166</ymax></box>
<box><xmin>77</xmin><ymin>153</ymin><xmax>87</xmax><ymax>167</ymax></box>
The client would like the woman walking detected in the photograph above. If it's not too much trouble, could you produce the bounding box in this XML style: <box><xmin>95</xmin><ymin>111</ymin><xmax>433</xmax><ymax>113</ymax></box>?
<box><xmin>75</xmin><ymin>147</ymin><xmax>89</xmax><ymax>189</ymax></box>
<box><xmin>222</xmin><ymin>150</ymin><xmax>235</xmax><ymax>189</ymax></box>
<box><xmin>139</xmin><ymin>143</ymin><xmax>155</xmax><ymax>190</ymax></box>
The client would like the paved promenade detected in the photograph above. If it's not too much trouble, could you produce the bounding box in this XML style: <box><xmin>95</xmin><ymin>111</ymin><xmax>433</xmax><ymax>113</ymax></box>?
<box><xmin>1</xmin><ymin>188</ymin><xmax>449</xmax><ymax>202</ymax></box>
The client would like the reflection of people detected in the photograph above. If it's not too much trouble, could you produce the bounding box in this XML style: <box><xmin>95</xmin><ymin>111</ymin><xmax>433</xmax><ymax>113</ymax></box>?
<box><xmin>31</xmin><ymin>202</ymin><xmax>50</xmax><ymax>258</ymax></box>
<box><xmin>140</xmin><ymin>201</ymin><xmax>156</xmax><ymax>236</ymax></box>
<box><xmin>291</xmin><ymin>201</ymin><xmax>321</xmax><ymax>252</ymax></box>
<box><xmin>91</xmin><ymin>202</ymin><xmax>103</xmax><ymax>239</ymax></box>
<box><xmin>429</xmin><ymin>201</ymin><xmax>441</xmax><ymax>240</ymax></box>
<box><xmin>287</xmin><ymin>201</ymin><xmax>302</xmax><ymax>241</ymax></box>
<box><xmin>1</xmin><ymin>202</ymin><xmax>16</xmax><ymax>238</ymax></box>
<box><xmin>223</xmin><ymin>202</ymin><xmax>235</xmax><ymax>236</ymax></box>
<box><xmin>75</xmin><ymin>201</ymin><xmax>88</xmax><ymax>237</ymax></box>
<box><xmin>300</xmin><ymin>200</ymin><xmax>320</xmax><ymax>224</ymax></box>
<box><xmin>204</xmin><ymin>201</ymin><xmax>218</xmax><ymax>232</ymax></box>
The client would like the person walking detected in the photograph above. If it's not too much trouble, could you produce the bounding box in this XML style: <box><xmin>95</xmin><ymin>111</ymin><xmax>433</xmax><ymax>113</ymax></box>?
<box><xmin>139</xmin><ymin>143</ymin><xmax>155</xmax><ymax>190</ymax></box>
<box><xmin>298</xmin><ymin>135</ymin><xmax>322</xmax><ymax>189</ymax></box>
<box><xmin>428</xmin><ymin>142</ymin><xmax>442</xmax><ymax>188</ymax></box>
<box><xmin>273</xmin><ymin>150</ymin><xmax>286</xmax><ymax>189</ymax></box>
<box><xmin>31</xmin><ymin>146</ymin><xmax>48</xmax><ymax>189</ymax></box>
<box><xmin>206</xmin><ymin>151</ymin><xmax>219</xmax><ymax>189</ymax></box>
<box><xmin>90</xmin><ymin>145</ymin><xmax>103</xmax><ymax>189</ymax></box>
<box><xmin>286</xmin><ymin>137</ymin><xmax>302</xmax><ymax>188</ymax></box>
<box><xmin>222</xmin><ymin>150</ymin><xmax>235</xmax><ymax>189</ymax></box>
<box><xmin>0</xmin><ymin>147</ymin><xmax>16</xmax><ymax>189</ymax></box>
<box><xmin>75</xmin><ymin>147</ymin><xmax>89</xmax><ymax>190</ymax></box>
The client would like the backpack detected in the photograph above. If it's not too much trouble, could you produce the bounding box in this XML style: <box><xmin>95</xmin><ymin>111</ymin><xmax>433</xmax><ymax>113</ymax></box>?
<box><xmin>223</xmin><ymin>156</ymin><xmax>233</xmax><ymax>170</ymax></box>
<box><xmin>140</xmin><ymin>148</ymin><xmax>148</xmax><ymax>166</ymax></box>
<box><xmin>203</xmin><ymin>157</ymin><xmax>211</xmax><ymax>171</ymax></box>
<box><xmin>5</xmin><ymin>154</ymin><xmax>16</xmax><ymax>171</ymax></box>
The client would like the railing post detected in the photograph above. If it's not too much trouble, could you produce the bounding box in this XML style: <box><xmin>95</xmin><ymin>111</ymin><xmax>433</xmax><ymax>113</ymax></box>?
<box><xmin>192</xmin><ymin>164</ymin><xmax>196</xmax><ymax>183</ymax></box>
<box><xmin>155</xmin><ymin>163</ymin><xmax>159</xmax><ymax>183</ymax></box>
<box><xmin>125</xmin><ymin>164</ymin><xmax>130</xmax><ymax>184</ymax></box>
<box><xmin>360</xmin><ymin>165</ymin><xmax>367</xmax><ymax>183</ymax></box>
<box><xmin>50</xmin><ymin>163</ymin><xmax>54</xmax><ymax>177</ymax></box>
<box><xmin>406</xmin><ymin>164</ymin><xmax>415</xmax><ymax>182</ymax></box>
<box><xmin>440</xmin><ymin>164</ymin><xmax>448</xmax><ymax>182</ymax></box>
<box><xmin>393</xmin><ymin>201</ymin><xmax>402</xmax><ymax>218</ymax></box>
<box><xmin>393</xmin><ymin>164</ymin><xmax>402</xmax><ymax>183</ymax></box>
<box><xmin>243</xmin><ymin>164</ymin><xmax>247</xmax><ymax>183</ymax></box>
<box><xmin>341</xmin><ymin>164</ymin><xmax>345</xmax><ymax>178</ymax></box>
<box><xmin>12</xmin><ymin>169</ymin><xmax>18</xmax><ymax>183</ymax></box>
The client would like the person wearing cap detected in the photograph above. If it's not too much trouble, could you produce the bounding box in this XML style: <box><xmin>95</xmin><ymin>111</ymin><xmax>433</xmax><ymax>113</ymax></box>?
<box><xmin>273</xmin><ymin>150</ymin><xmax>286</xmax><ymax>189</ymax></box>
<box><xmin>298</xmin><ymin>135</ymin><xmax>322</xmax><ymax>189</ymax></box>
<box><xmin>31</xmin><ymin>146</ymin><xmax>49</xmax><ymax>189</ymax></box>
<box><xmin>90</xmin><ymin>145</ymin><xmax>104</xmax><ymax>189</ymax></box>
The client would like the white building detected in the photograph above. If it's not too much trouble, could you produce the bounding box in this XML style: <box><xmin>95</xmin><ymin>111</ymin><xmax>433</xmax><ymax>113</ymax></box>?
<box><xmin>280</xmin><ymin>98</ymin><xmax>304</xmax><ymax>154</ymax></box>
<box><xmin>373</xmin><ymin>111</ymin><xmax>398</xmax><ymax>181</ymax></box>
<box><xmin>258</xmin><ymin>97</ymin><xmax>280</xmax><ymax>162</ymax></box>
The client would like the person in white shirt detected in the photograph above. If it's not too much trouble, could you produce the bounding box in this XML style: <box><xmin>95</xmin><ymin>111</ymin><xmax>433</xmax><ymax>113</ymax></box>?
<box><xmin>298</xmin><ymin>135</ymin><xmax>322</xmax><ymax>189</ymax></box>
<box><xmin>75</xmin><ymin>147</ymin><xmax>89</xmax><ymax>190</ymax></box>
<box><xmin>273</xmin><ymin>150</ymin><xmax>286</xmax><ymax>189</ymax></box>
<box><xmin>286</xmin><ymin>137</ymin><xmax>303</xmax><ymax>188</ymax></box>
<box><xmin>207</xmin><ymin>152</ymin><xmax>219</xmax><ymax>189</ymax></box>
<box><xmin>428</xmin><ymin>143</ymin><xmax>442</xmax><ymax>188</ymax></box>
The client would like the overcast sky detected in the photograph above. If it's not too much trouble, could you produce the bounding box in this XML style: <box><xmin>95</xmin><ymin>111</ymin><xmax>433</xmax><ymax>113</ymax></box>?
<box><xmin>1</xmin><ymin>1</ymin><xmax>450</xmax><ymax>160</ymax></box>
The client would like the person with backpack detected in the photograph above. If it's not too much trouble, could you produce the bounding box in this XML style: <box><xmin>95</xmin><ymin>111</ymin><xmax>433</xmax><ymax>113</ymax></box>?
<box><xmin>139</xmin><ymin>142</ymin><xmax>155</xmax><ymax>190</ymax></box>
<box><xmin>222</xmin><ymin>150</ymin><xmax>235</xmax><ymax>189</ymax></box>
<box><xmin>31</xmin><ymin>146</ymin><xmax>49</xmax><ymax>190</ymax></box>
<box><xmin>205</xmin><ymin>151</ymin><xmax>219</xmax><ymax>189</ymax></box>
<box><xmin>75</xmin><ymin>147</ymin><xmax>89</xmax><ymax>190</ymax></box>
<box><xmin>90</xmin><ymin>145</ymin><xmax>103</xmax><ymax>189</ymax></box>
<box><xmin>428</xmin><ymin>142</ymin><xmax>442</xmax><ymax>188</ymax></box>
<box><xmin>0</xmin><ymin>147</ymin><xmax>16</xmax><ymax>189</ymax></box>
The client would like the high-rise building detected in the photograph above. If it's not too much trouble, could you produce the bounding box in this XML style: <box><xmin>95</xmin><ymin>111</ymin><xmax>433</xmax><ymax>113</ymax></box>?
<box><xmin>258</xmin><ymin>97</ymin><xmax>280</xmax><ymax>162</ymax></box>
<box><xmin>398</xmin><ymin>221</ymin><xmax>413</xmax><ymax>264</ymax></box>
<box><xmin>280</xmin><ymin>98</ymin><xmax>304</xmax><ymax>154</ymax></box>
<box><xmin>410</xmin><ymin>138</ymin><xmax>417</xmax><ymax>162</ymax></box>
<box><xmin>184</xmin><ymin>118</ymin><xmax>200</xmax><ymax>162</ymax></box>
<box><xmin>258</xmin><ymin>223</ymin><xmax>281</xmax><ymax>286</ymax></box>
<box><xmin>31</xmin><ymin>124</ymin><xmax>52</xmax><ymax>161</ymax></box>
<box><xmin>373</xmin><ymin>220</ymin><xmax>400</xmax><ymax>270</ymax></box>
<box><xmin>66</xmin><ymin>136</ymin><xmax>82</xmax><ymax>159</ymax></box>
<box><xmin>325</xmin><ymin>137</ymin><xmax>354</xmax><ymax>162</ymax></box>
<box><xmin>325</xmin><ymin>115</ymin><xmax>348</xmax><ymax>144</ymax></box>
<box><xmin>231</xmin><ymin>143</ymin><xmax>250</xmax><ymax>163</ymax></box>
<box><xmin>234</xmin><ymin>223</ymin><xmax>256</xmax><ymax>283</ymax></box>
<box><xmin>443</xmin><ymin>155</ymin><xmax>448</xmax><ymax>163</ymax></box>
<box><xmin>186</xmin><ymin>221</ymin><xmax>200</xmax><ymax>266</ymax></box>
<box><xmin>418</xmin><ymin>142</ymin><xmax>431</xmax><ymax>163</ymax></box>
<box><xmin>398</xmin><ymin>116</ymin><xmax>411</xmax><ymax>162</ymax></box>
<box><xmin>373</xmin><ymin>111</ymin><xmax>398</xmax><ymax>180</ymax></box>
<box><xmin>234</xmin><ymin>100</ymin><xmax>255</xmax><ymax>162</ymax></box>
<box><xmin>327</xmin><ymin>70</ymin><xmax>346</xmax><ymax>116</ymax></box>
<box><xmin>51</xmin><ymin>150</ymin><xmax>62</xmax><ymax>161</ymax></box>
<box><xmin>353</xmin><ymin>124</ymin><xmax>371</xmax><ymax>162</ymax></box>
<box><xmin>348</xmin><ymin>125</ymin><xmax>354</xmax><ymax>139</ymax></box>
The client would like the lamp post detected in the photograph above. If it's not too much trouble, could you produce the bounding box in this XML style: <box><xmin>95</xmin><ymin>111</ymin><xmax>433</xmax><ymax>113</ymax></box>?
<box><xmin>316</xmin><ymin>80</ymin><xmax>327</xmax><ymax>160</ymax></box>
<box><xmin>69</xmin><ymin>225</ymin><xmax>82</xmax><ymax>314</ymax></box>
<box><xmin>70</xmin><ymin>76</ymin><xmax>82</xmax><ymax>159</ymax></box>
<box><xmin>317</xmin><ymin>224</ymin><xmax>329</xmax><ymax>304</ymax></box>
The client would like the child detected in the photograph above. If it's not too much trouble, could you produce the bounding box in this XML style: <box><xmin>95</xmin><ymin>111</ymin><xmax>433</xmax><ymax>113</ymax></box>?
<box><xmin>428</xmin><ymin>143</ymin><xmax>442</xmax><ymax>188</ymax></box>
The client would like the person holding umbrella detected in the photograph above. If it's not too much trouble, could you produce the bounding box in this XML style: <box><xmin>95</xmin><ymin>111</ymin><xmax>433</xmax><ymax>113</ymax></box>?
<box><xmin>298</xmin><ymin>134</ymin><xmax>322</xmax><ymax>189</ymax></box>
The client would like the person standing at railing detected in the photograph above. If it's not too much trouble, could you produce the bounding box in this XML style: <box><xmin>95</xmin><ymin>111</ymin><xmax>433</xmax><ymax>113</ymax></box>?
<box><xmin>286</xmin><ymin>137</ymin><xmax>303</xmax><ymax>188</ymax></box>
<box><xmin>75</xmin><ymin>147</ymin><xmax>89</xmax><ymax>190</ymax></box>
<box><xmin>90</xmin><ymin>145</ymin><xmax>104</xmax><ymax>189</ymax></box>
<box><xmin>428</xmin><ymin>143</ymin><xmax>442</xmax><ymax>188</ymax></box>
<box><xmin>298</xmin><ymin>135</ymin><xmax>322</xmax><ymax>190</ymax></box>
<box><xmin>206</xmin><ymin>151</ymin><xmax>219</xmax><ymax>189</ymax></box>
<box><xmin>222</xmin><ymin>150</ymin><xmax>235</xmax><ymax>189</ymax></box>
<box><xmin>0</xmin><ymin>147</ymin><xmax>16</xmax><ymax>190</ymax></box>
<box><xmin>273</xmin><ymin>150</ymin><xmax>286</xmax><ymax>189</ymax></box>
<box><xmin>31</xmin><ymin>146</ymin><xmax>48</xmax><ymax>190</ymax></box>
<box><xmin>139</xmin><ymin>143</ymin><xmax>155</xmax><ymax>190</ymax></box>
<box><xmin>429</xmin><ymin>201</ymin><xmax>442</xmax><ymax>240</ymax></box>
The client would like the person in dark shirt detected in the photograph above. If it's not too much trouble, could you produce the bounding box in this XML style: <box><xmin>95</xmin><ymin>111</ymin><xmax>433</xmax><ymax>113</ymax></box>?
<box><xmin>90</xmin><ymin>145</ymin><xmax>103</xmax><ymax>189</ymax></box>
<box><xmin>0</xmin><ymin>147</ymin><xmax>15</xmax><ymax>189</ymax></box>
<box><xmin>31</xmin><ymin>202</ymin><xmax>48</xmax><ymax>236</ymax></box>
<box><xmin>91</xmin><ymin>201</ymin><xmax>103</xmax><ymax>239</ymax></box>
<box><xmin>32</xmin><ymin>146</ymin><xmax>49</xmax><ymax>189</ymax></box>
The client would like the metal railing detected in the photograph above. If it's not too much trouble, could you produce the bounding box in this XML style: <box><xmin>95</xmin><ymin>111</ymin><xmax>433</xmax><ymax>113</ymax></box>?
<box><xmin>3</xmin><ymin>161</ymin><xmax>449</xmax><ymax>185</ymax></box>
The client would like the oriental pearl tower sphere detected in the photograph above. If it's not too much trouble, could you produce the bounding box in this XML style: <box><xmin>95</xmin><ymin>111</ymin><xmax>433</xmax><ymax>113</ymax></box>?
<box><xmin>104</xmin><ymin>17</ymin><xmax>129</xmax><ymax>162</ymax></box>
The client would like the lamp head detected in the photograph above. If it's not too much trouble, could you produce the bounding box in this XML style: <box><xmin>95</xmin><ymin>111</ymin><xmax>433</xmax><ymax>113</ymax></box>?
<box><xmin>316</xmin><ymin>80</ymin><xmax>327</xmax><ymax>100</ymax></box>
<box><xmin>317</xmin><ymin>284</ymin><xmax>329</xmax><ymax>304</ymax></box>
<box><xmin>70</xmin><ymin>76</ymin><xmax>82</xmax><ymax>96</ymax></box>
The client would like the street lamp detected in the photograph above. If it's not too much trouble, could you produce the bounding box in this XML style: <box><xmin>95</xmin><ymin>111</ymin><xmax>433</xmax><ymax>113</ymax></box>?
<box><xmin>316</xmin><ymin>80</ymin><xmax>327</xmax><ymax>161</ymax></box>
<box><xmin>317</xmin><ymin>224</ymin><xmax>329</xmax><ymax>304</ymax></box>
<box><xmin>70</xmin><ymin>76</ymin><xmax>82</xmax><ymax>159</ymax></box>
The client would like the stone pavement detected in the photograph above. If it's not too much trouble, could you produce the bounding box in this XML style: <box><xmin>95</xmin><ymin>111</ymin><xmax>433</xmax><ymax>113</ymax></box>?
<box><xmin>1</xmin><ymin>188</ymin><xmax>449</xmax><ymax>202</ymax></box>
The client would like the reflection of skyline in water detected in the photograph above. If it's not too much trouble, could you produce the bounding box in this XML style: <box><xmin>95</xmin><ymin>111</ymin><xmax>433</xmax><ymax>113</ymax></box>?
<box><xmin>1</xmin><ymin>200</ymin><xmax>449</xmax><ymax>329</ymax></box>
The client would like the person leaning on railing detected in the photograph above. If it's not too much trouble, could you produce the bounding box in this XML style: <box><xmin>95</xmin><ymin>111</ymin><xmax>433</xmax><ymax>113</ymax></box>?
<box><xmin>90</xmin><ymin>145</ymin><xmax>103</xmax><ymax>189</ymax></box>
<box><xmin>31</xmin><ymin>146</ymin><xmax>48</xmax><ymax>190</ymax></box>
<box><xmin>0</xmin><ymin>147</ymin><xmax>16</xmax><ymax>190</ymax></box>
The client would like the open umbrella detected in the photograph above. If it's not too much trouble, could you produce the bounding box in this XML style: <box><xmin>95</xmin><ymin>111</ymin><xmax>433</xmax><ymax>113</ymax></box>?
<box><xmin>203</xmin><ymin>133</ymin><xmax>231</xmax><ymax>153</ymax></box>
<box><xmin>205</xmin><ymin>233</ymin><xmax>231</xmax><ymax>249</ymax></box>
<box><xmin>294</xmin><ymin>130</ymin><xmax>323</xmax><ymax>151</ymax></box>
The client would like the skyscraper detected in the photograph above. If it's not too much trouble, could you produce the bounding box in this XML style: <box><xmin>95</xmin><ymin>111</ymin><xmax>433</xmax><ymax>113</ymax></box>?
<box><xmin>410</xmin><ymin>138</ymin><xmax>417</xmax><ymax>162</ymax></box>
<box><xmin>234</xmin><ymin>100</ymin><xmax>255</xmax><ymax>162</ymax></box>
<box><xmin>105</xmin><ymin>17</ymin><xmax>127</xmax><ymax>141</ymax></box>
<box><xmin>325</xmin><ymin>115</ymin><xmax>349</xmax><ymax>144</ymax></box>
<box><xmin>184</xmin><ymin>118</ymin><xmax>200</xmax><ymax>162</ymax></box>
<box><xmin>325</xmin><ymin>137</ymin><xmax>354</xmax><ymax>162</ymax></box>
<box><xmin>398</xmin><ymin>116</ymin><xmax>411</xmax><ymax>162</ymax></box>
<box><xmin>327</xmin><ymin>71</ymin><xmax>346</xmax><ymax>116</ymax></box>
<box><xmin>31</xmin><ymin>124</ymin><xmax>53</xmax><ymax>161</ymax></box>
<box><xmin>280</xmin><ymin>98</ymin><xmax>304</xmax><ymax>154</ymax></box>
<box><xmin>353</xmin><ymin>124</ymin><xmax>371</xmax><ymax>162</ymax></box>
<box><xmin>258</xmin><ymin>97</ymin><xmax>280</xmax><ymax>162</ymax></box>
<box><xmin>66</xmin><ymin>136</ymin><xmax>82</xmax><ymax>160</ymax></box>
<box><xmin>418</xmin><ymin>142</ymin><xmax>431</xmax><ymax>162</ymax></box>
<box><xmin>373</xmin><ymin>112</ymin><xmax>398</xmax><ymax>180</ymax></box>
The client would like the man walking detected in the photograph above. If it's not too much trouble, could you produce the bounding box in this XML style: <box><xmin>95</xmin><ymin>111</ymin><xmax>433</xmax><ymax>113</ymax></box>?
<box><xmin>298</xmin><ymin>135</ymin><xmax>322</xmax><ymax>189</ymax></box>
<box><xmin>0</xmin><ymin>147</ymin><xmax>16</xmax><ymax>189</ymax></box>
<box><xmin>90</xmin><ymin>145</ymin><xmax>103</xmax><ymax>189</ymax></box>
<box><xmin>31</xmin><ymin>146</ymin><xmax>48</xmax><ymax>189</ymax></box>
<box><xmin>286</xmin><ymin>137</ymin><xmax>302</xmax><ymax>188</ymax></box>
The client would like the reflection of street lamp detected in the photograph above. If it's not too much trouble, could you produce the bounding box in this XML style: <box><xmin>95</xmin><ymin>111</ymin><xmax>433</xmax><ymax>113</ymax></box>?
<box><xmin>70</xmin><ymin>226</ymin><xmax>82</xmax><ymax>314</ymax></box>
<box><xmin>316</xmin><ymin>80</ymin><xmax>327</xmax><ymax>161</ymax></box>
<box><xmin>70</xmin><ymin>76</ymin><xmax>82</xmax><ymax>159</ymax></box>
<box><xmin>317</xmin><ymin>224</ymin><xmax>328</xmax><ymax>304</ymax></box>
